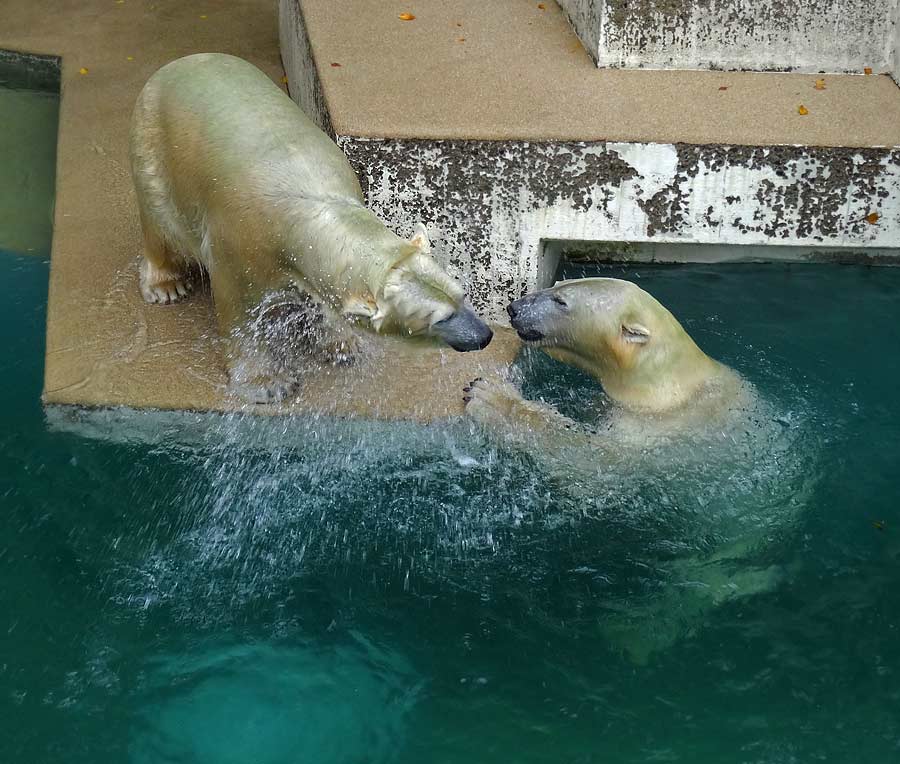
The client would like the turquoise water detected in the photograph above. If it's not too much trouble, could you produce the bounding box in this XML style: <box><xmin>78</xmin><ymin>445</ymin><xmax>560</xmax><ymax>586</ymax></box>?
<box><xmin>0</xmin><ymin>85</ymin><xmax>58</xmax><ymax>254</ymax></box>
<box><xmin>2</xmin><ymin>248</ymin><xmax>899</xmax><ymax>762</ymax></box>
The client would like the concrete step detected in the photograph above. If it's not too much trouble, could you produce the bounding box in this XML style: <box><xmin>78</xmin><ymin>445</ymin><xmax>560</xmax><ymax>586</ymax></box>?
<box><xmin>282</xmin><ymin>0</ymin><xmax>900</xmax><ymax>319</ymax></box>
<box><xmin>558</xmin><ymin>0</ymin><xmax>900</xmax><ymax>74</ymax></box>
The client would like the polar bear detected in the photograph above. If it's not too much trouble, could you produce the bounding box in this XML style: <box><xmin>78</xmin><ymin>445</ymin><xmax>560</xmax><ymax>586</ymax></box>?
<box><xmin>129</xmin><ymin>54</ymin><xmax>492</xmax><ymax>403</ymax></box>
<box><xmin>464</xmin><ymin>277</ymin><xmax>752</xmax><ymax>443</ymax></box>
<box><xmin>464</xmin><ymin>278</ymin><xmax>797</xmax><ymax>661</ymax></box>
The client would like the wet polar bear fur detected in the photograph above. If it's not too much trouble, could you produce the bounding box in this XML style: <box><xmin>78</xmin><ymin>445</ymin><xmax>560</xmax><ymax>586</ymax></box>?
<box><xmin>465</xmin><ymin>278</ymin><xmax>792</xmax><ymax>661</ymax></box>
<box><xmin>130</xmin><ymin>53</ymin><xmax>492</xmax><ymax>403</ymax></box>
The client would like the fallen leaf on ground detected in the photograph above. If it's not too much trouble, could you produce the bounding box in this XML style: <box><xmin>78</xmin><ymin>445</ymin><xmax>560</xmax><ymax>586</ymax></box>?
<box><xmin>864</xmin><ymin>66</ymin><xmax>873</xmax><ymax>75</ymax></box>
<box><xmin>538</xmin><ymin>3</ymin><xmax>546</xmax><ymax>8</ymax></box>
<box><xmin>718</xmin><ymin>85</ymin><xmax>728</xmax><ymax>91</ymax></box>
<box><xmin>798</xmin><ymin>105</ymin><xmax>809</xmax><ymax>115</ymax></box>
<box><xmin>866</xmin><ymin>212</ymin><xmax>880</xmax><ymax>224</ymax></box>
<box><xmin>280</xmin><ymin>75</ymin><xmax>288</xmax><ymax>84</ymax></box>
<box><xmin>814</xmin><ymin>78</ymin><xmax>825</xmax><ymax>90</ymax></box>
<box><xmin>330</xmin><ymin>62</ymin><xmax>342</xmax><ymax>67</ymax></box>
<box><xmin>458</xmin><ymin>38</ymin><xmax>466</xmax><ymax>43</ymax></box>
<box><xmin>399</xmin><ymin>13</ymin><xmax>415</xmax><ymax>21</ymax></box>
<box><xmin>78</xmin><ymin>67</ymin><xmax>89</xmax><ymax>75</ymax></box>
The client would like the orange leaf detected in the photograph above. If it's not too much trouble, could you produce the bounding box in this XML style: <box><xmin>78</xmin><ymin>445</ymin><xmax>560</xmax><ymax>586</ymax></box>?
<box><xmin>537</xmin><ymin>2</ymin><xmax>546</xmax><ymax>8</ymax></box>
<box><xmin>458</xmin><ymin>37</ymin><xmax>466</xmax><ymax>42</ymax></box>
<box><xmin>866</xmin><ymin>212</ymin><xmax>880</xmax><ymax>224</ymax></box>
<box><xmin>398</xmin><ymin>12</ymin><xmax>415</xmax><ymax>21</ymax></box>
<box><xmin>718</xmin><ymin>85</ymin><xmax>728</xmax><ymax>91</ymax></box>
<box><xmin>814</xmin><ymin>78</ymin><xmax>825</xmax><ymax>90</ymax></box>
<box><xmin>864</xmin><ymin>66</ymin><xmax>873</xmax><ymax>75</ymax></box>
<box><xmin>798</xmin><ymin>105</ymin><xmax>809</xmax><ymax>115</ymax></box>
<box><xmin>330</xmin><ymin>62</ymin><xmax>342</xmax><ymax>67</ymax></box>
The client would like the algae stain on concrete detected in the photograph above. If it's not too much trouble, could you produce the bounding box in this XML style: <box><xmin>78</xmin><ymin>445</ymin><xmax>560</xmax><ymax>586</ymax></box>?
<box><xmin>0</xmin><ymin>86</ymin><xmax>59</xmax><ymax>255</ymax></box>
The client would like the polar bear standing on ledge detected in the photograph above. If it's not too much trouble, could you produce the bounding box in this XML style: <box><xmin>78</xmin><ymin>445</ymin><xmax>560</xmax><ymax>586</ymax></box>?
<box><xmin>130</xmin><ymin>54</ymin><xmax>492</xmax><ymax>403</ymax></box>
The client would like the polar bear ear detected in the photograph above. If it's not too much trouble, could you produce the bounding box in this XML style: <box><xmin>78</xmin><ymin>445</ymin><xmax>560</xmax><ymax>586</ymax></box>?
<box><xmin>621</xmin><ymin>322</ymin><xmax>651</xmax><ymax>344</ymax></box>
<box><xmin>409</xmin><ymin>222</ymin><xmax>432</xmax><ymax>253</ymax></box>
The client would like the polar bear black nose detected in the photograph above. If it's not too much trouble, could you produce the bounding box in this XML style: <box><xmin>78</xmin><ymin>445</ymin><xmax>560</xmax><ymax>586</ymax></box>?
<box><xmin>432</xmin><ymin>306</ymin><xmax>493</xmax><ymax>352</ymax></box>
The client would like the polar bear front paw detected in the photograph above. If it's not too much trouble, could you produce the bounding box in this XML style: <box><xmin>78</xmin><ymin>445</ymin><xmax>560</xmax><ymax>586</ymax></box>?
<box><xmin>463</xmin><ymin>377</ymin><xmax>526</xmax><ymax>423</ymax></box>
<box><xmin>140</xmin><ymin>258</ymin><xmax>193</xmax><ymax>305</ymax></box>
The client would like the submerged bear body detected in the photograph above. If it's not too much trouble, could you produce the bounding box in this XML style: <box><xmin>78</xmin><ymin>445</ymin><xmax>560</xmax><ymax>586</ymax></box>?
<box><xmin>130</xmin><ymin>53</ymin><xmax>491</xmax><ymax>402</ymax></box>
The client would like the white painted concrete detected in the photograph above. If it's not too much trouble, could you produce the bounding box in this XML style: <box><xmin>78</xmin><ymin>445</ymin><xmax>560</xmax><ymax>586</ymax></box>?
<box><xmin>558</xmin><ymin>0</ymin><xmax>899</xmax><ymax>73</ymax></box>
<box><xmin>343</xmin><ymin>137</ymin><xmax>900</xmax><ymax>319</ymax></box>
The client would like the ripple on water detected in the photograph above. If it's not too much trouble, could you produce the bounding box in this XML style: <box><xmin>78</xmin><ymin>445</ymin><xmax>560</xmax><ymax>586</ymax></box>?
<box><xmin>129</xmin><ymin>633</ymin><xmax>421</xmax><ymax>764</ymax></box>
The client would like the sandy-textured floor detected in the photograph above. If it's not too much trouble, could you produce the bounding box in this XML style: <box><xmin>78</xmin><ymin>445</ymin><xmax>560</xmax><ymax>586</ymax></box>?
<box><xmin>300</xmin><ymin>0</ymin><xmax>900</xmax><ymax>147</ymax></box>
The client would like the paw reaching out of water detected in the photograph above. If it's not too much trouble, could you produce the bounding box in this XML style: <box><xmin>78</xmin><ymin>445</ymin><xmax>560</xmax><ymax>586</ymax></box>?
<box><xmin>463</xmin><ymin>377</ymin><xmax>528</xmax><ymax>423</ymax></box>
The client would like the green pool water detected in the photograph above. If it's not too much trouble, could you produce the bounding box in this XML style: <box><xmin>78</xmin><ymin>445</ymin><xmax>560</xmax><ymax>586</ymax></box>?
<box><xmin>2</xmin><ymin>244</ymin><xmax>899</xmax><ymax>763</ymax></box>
<box><xmin>0</xmin><ymin>83</ymin><xmax>58</xmax><ymax>255</ymax></box>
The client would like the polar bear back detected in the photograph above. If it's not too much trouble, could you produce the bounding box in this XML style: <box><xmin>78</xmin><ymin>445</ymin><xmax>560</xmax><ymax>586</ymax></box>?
<box><xmin>133</xmin><ymin>53</ymin><xmax>364</xmax><ymax>222</ymax></box>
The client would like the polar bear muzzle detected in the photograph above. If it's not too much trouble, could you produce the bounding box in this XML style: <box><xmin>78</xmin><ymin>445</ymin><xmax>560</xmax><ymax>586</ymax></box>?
<box><xmin>506</xmin><ymin>291</ymin><xmax>561</xmax><ymax>342</ymax></box>
<box><xmin>431</xmin><ymin>305</ymin><xmax>494</xmax><ymax>352</ymax></box>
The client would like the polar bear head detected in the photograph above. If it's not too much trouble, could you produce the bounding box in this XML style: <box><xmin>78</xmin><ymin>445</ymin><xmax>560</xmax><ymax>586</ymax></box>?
<box><xmin>506</xmin><ymin>278</ymin><xmax>721</xmax><ymax>412</ymax></box>
<box><xmin>348</xmin><ymin>224</ymin><xmax>493</xmax><ymax>352</ymax></box>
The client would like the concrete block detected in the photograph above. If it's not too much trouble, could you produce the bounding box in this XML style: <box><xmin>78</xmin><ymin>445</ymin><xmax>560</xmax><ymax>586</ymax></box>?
<box><xmin>894</xmin><ymin>2</ymin><xmax>900</xmax><ymax>84</ymax></box>
<box><xmin>557</xmin><ymin>0</ymin><xmax>899</xmax><ymax>72</ymax></box>
<box><xmin>338</xmin><ymin>138</ymin><xmax>900</xmax><ymax>317</ymax></box>
<box><xmin>280</xmin><ymin>0</ymin><xmax>900</xmax><ymax>321</ymax></box>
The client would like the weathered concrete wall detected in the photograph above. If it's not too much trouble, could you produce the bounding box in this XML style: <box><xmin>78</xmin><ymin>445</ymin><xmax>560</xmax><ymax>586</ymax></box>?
<box><xmin>278</xmin><ymin>0</ymin><xmax>332</xmax><ymax>135</ymax></box>
<box><xmin>279</xmin><ymin>0</ymin><xmax>900</xmax><ymax>323</ymax></box>
<box><xmin>339</xmin><ymin>138</ymin><xmax>900</xmax><ymax>318</ymax></box>
<box><xmin>558</xmin><ymin>0</ymin><xmax>899</xmax><ymax>72</ymax></box>
<box><xmin>893</xmin><ymin>2</ymin><xmax>900</xmax><ymax>84</ymax></box>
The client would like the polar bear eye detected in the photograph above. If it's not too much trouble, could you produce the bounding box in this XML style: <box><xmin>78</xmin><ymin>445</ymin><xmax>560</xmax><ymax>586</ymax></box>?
<box><xmin>551</xmin><ymin>295</ymin><xmax>569</xmax><ymax>309</ymax></box>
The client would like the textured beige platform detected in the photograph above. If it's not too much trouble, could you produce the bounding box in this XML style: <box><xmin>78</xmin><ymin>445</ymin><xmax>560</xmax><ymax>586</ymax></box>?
<box><xmin>301</xmin><ymin>0</ymin><xmax>900</xmax><ymax>147</ymax></box>
<box><xmin>0</xmin><ymin>0</ymin><xmax>516</xmax><ymax>421</ymax></box>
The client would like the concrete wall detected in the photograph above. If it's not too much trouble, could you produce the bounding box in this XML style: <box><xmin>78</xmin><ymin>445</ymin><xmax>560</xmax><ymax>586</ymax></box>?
<box><xmin>894</xmin><ymin>2</ymin><xmax>900</xmax><ymax>83</ymax></box>
<box><xmin>278</xmin><ymin>0</ymin><xmax>333</xmax><ymax>135</ymax></box>
<box><xmin>338</xmin><ymin>138</ymin><xmax>900</xmax><ymax>317</ymax></box>
<box><xmin>280</xmin><ymin>0</ymin><xmax>900</xmax><ymax>321</ymax></box>
<box><xmin>557</xmin><ymin>0</ymin><xmax>899</xmax><ymax>72</ymax></box>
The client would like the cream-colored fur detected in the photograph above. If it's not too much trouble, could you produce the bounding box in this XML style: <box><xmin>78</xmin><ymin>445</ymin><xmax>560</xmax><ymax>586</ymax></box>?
<box><xmin>465</xmin><ymin>278</ymin><xmax>750</xmax><ymax>443</ymax></box>
<box><xmin>465</xmin><ymin>278</ymin><xmax>787</xmax><ymax>661</ymax></box>
<box><xmin>130</xmin><ymin>53</ymin><xmax>484</xmax><ymax>403</ymax></box>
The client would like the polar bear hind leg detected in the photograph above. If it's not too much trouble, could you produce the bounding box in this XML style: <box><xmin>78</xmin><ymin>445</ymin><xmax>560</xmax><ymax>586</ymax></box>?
<box><xmin>131</xmin><ymin>94</ymin><xmax>195</xmax><ymax>305</ymax></box>
<box><xmin>138</xmin><ymin>218</ymin><xmax>194</xmax><ymax>305</ymax></box>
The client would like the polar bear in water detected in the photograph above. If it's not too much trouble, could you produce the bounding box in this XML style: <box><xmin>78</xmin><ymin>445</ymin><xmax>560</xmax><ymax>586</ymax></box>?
<box><xmin>465</xmin><ymin>278</ymin><xmax>801</xmax><ymax>661</ymax></box>
<box><xmin>130</xmin><ymin>54</ymin><xmax>492</xmax><ymax>403</ymax></box>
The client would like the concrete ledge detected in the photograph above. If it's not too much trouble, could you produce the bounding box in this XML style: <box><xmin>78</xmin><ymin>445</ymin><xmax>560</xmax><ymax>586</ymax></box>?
<box><xmin>557</xmin><ymin>0</ymin><xmax>899</xmax><ymax>73</ymax></box>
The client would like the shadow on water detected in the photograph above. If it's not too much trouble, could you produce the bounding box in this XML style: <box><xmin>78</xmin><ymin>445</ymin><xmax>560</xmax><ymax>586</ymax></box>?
<box><xmin>3</xmin><ymin>254</ymin><xmax>900</xmax><ymax>763</ymax></box>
